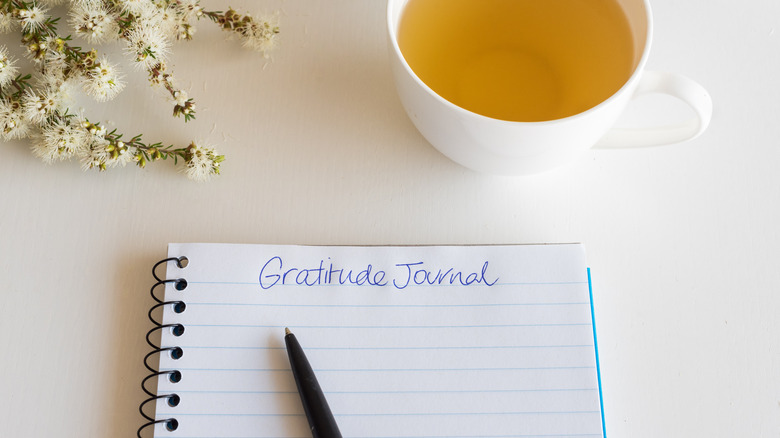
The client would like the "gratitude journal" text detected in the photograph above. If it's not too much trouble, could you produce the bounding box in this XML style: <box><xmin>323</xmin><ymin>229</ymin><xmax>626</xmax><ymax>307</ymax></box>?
<box><xmin>258</xmin><ymin>256</ymin><xmax>499</xmax><ymax>290</ymax></box>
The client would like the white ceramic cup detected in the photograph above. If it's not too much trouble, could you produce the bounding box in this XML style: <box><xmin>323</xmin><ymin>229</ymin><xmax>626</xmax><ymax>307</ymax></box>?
<box><xmin>387</xmin><ymin>0</ymin><xmax>713</xmax><ymax>175</ymax></box>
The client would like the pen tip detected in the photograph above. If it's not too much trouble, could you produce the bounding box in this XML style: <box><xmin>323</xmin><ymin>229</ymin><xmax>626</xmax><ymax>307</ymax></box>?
<box><xmin>285</xmin><ymin>327</ymin><xmax>291</xmax><ymax>336</ymax></box>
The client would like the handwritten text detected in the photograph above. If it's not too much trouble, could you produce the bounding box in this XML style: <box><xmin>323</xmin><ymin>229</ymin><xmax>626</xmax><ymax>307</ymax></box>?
<box><xmin>258</xmin><ymin>256</ymin><xmax>499</xmax><ymax>290</ymax></box>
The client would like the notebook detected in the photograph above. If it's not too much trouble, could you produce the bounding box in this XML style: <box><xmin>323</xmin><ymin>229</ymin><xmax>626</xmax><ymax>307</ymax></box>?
<box><xmin>138</xmin><ymin>243</ymin><xmax>605</xmax><ymax>438</ymax></box>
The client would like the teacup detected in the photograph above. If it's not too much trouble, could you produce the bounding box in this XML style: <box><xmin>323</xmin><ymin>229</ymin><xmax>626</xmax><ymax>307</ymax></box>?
<box><xmin>387</xmin><ymin>0</ymin><xmax>712</xmax><ymax>175</ymax></box>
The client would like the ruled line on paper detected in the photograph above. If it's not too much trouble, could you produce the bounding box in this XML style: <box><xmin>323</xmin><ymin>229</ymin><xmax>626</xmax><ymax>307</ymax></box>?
<box><xmin>349</xmin><ymin>435</ymin><xmax>603</xmax><ymax>438</ymax></box>
<box><xmin>183</xmin><ymin>323</ymin><xmax>593</xmax><ymax>329</ymax></box>
<box><xmin>161</xmin><ymin>366</ymin><xmax>597</xmax><ymax>372</ymax></box>
<box><xmin>160</xmin><ymin>434</ymin><xmax>602</xmax><ymax>438</ymax></box>
<box><xmin>177</xmin><ymin>344</ymin><xmax>595</xmax><ymax>350</ymax></box>
<box><xmin>185</xmin><ymin>281</ymin><xmax>589</xmax><ymax>287</ymax></box>
<box><xmin>156</xmin><ymin>411</ymin><xmax>602</xmax><ymax>417</ymax></box>
<box><xmin>335</xmin><ymin>411</ymin><xmax>602</xmax><ymax>417</ymax></box>
<box><xmin>347</xmin><ymin>435</ymin><xmax>603</xmax><ymax>438</ymax></box>
<box><xmin>184</xmin><ymin>302</ymin><xmax>591</xmax><ymax>308</ymax></box>
<box><xmin>168</xmin><ymin>388</ymin><xmax>600</xmax><ymax>395</ymax></box>
<box><xmin>160</xmin><ymin>433</ymin><xmax>603</xmax><ymax>438</ymax></box>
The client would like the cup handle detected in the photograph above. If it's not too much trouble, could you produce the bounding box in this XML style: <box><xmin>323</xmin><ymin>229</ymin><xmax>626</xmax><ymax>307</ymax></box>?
<box><xmin>594</xmin><ymin>71</ymin><xmax>713</xmax><ymax>149</ymax></box>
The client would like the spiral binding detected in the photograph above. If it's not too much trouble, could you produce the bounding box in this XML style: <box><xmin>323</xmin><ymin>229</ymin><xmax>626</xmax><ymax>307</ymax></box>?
<box><xmin>137</xmin><ymin>256</ymin><xmax>189</xmax><ymax>437</ymax></box>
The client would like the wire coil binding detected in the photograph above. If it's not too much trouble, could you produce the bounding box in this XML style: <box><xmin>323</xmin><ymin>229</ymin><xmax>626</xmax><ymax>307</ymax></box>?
<box><xmin>137</xmin><ymin>256</ymin><xmax>189</xmax><ymax>437</ymax></box>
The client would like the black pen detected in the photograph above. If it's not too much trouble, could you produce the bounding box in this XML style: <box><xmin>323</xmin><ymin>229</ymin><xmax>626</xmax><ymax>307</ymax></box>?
<box><xmin>284</xmin><ymin>328</ymin><xmax>342</xmax><ymax>438</ymax></box>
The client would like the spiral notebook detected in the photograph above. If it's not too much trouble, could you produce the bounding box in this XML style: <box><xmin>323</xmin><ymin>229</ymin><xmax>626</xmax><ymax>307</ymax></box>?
<box><xmin>139</xmin><ymin>243</ymin><xmax>605</xmax><ymax>438</ymax></box>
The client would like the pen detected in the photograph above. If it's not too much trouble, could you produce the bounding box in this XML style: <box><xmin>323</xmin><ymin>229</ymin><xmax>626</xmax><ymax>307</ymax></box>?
<box><xmin>284</xmin><ymin>328</ymin><xmax>343</xmax><ymax>438</ymax></box>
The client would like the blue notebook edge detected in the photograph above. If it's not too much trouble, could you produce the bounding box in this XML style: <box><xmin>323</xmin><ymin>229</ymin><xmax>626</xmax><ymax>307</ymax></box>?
<box><xmin>587</xmin><ymin>267</ymin><xmax>607</xmax><ymax>438</ymax></box>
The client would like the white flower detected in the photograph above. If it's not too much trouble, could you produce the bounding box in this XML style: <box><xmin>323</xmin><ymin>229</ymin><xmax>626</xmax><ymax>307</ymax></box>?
<box><xmin>184</xmin><ymin>141</ymin><xmax>222</xmax><ymax>181</ymax></box>
<box><xmin>70</xmin><ymin>0</ymin><xmax>105</xmax><ymax>7</ymax></box>
<box><xmin>154</xmin><ymin>4</ymin><xmax>180</xmax><ymax>40</ymax></box>
<box><xmin>125</xmin><ymin>22</ymin><xmax>171</xmax><ymax>69</ymax></box>
<box><xmin>0</xmin><ymin>98</ymin><xmax>31</xmax><ymax>140</ymax></box>
<box><xmin>34</xmin><ymin>37</ymin><xmax>68</xmax><ymax>75</ymax></box>
<box><xmin>119</xmin><ymin>0</ymin><xmax>157</xmax><ymax>18</ymax></box>
<box><xmin>239</xmin><ymin>15</ymin><xmax>280</xmax><ymax>56</ymax></box>
<box><xmin>176</xmin><ymin>0</ymin><xmax>204</xmax><ymax>21</ymax></box>
<box><xmin>0</xmin><ymin>12</ymin><xmax>16</xmax><ymax>33</ymax></box>
<box><xmin>116</xmin><ymin>146</ymin><xmax>137</xmax><ymax>167</ymax></box>
<box><xmin>82</xmin><ymin>57</ymin><xmax>125</xmax><ymax>102</ymax></box>
<box><xmin>79</xmin><ymin>136</ymin><xmax>136</xmax><ymax>170</ymax></box>
<box><xmin>172</xmin><ymin>89</ymin><xmax>188</xmax><ymax>106</ymax></box>
<box><xmin>83</xmin><ymin>120</ymin><xmax>107</xmax><ymax>139</ymax></box>
<box><xmin>0</xmin><ymin>46</ymin><xmax>19</xmax><ymax>88</ymax></box>
<box><xmin>18</xmin><ymin>5</ymin><xmax>49</xmax><ymax>33</ymax></box>
<box><xmin>79</xmin><ymin>136</ymin><xmax>110</xmax><ymax>170</ymax></box>
<box><xmin>70</xmin><ymin>2</ymin><xmax>119</xmax><ymax>43</ymax></box>
<box><xmin>170</xmin><ymin>19</ymin><xmax>196</xmax><ymax>42</ymax></box>
<box><xmin>178</xmin><ymin>23</ymin><xmax>196</xmax><ymax>40</ymax></box>
<box><xmin>22</xmin><ymin>89</ymin><xmax>61</xmax><ymax>125</ymax></box>
<box><xmin>165</xmin><ymin>0</ymin><xmax>201</xmax><ymax>40</ymax></box>
<box><xmin>32</xmin><ymin>118</ymin><xmax>89</xmax><ymax>162</ymax></box>
<box><xmin>36</xmin><ymin>65</ymin><xmax>74</xmax><ymax>106</ymax></box>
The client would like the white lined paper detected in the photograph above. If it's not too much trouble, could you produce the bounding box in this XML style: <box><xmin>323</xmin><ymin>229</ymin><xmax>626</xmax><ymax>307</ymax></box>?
<box><xmin>153</xmin><ymin>243</ymin><xmax>604</xmax><ymax>438</ymax></box>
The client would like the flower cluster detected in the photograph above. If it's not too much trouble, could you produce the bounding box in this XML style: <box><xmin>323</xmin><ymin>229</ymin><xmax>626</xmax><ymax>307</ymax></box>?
<box><xmin>0</xmin><ymin>0</ymin><xmax>280</xmax><ymax>180</ymax></box>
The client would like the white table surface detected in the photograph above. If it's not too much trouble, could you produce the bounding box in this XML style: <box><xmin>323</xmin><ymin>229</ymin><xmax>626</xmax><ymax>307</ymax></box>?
<box><xmin>1</xmin><ymin>1</ymin><xmax>778</xmax><ymax>437</ymax></box>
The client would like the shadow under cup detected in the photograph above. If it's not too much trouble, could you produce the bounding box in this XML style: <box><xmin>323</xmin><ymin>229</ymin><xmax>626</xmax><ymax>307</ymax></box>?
<box><xmin>387</xmin><ymin>0</ymin><xmax>653</xmax><ymax>175</ymax></box>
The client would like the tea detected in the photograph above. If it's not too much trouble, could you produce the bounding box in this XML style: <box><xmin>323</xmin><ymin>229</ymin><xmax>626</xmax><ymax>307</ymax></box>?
<box><xmin>397</xmin><ymin>0</ymin><xmax>635</xmax><ymax>122</ymax></box>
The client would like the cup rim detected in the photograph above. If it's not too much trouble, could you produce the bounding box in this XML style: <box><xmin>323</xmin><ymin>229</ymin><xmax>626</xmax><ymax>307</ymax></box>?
<box><xmin>386</xmin><ymin>0</ymin><xmax>654</xmax><ymax>126</ymax></box>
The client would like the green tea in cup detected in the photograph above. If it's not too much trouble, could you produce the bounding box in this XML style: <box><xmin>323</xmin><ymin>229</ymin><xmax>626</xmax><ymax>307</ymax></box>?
<box><xmin>397</xmin><ymin>0</ymin><xmax>635</xmax><ymax>122</ymax></box>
